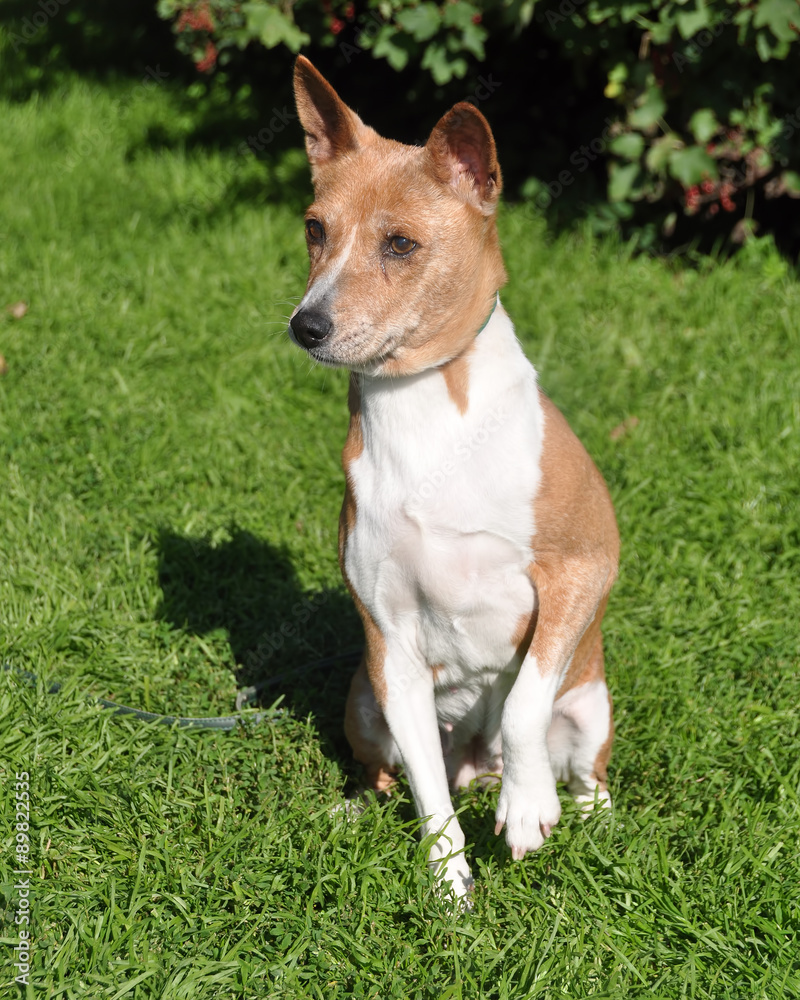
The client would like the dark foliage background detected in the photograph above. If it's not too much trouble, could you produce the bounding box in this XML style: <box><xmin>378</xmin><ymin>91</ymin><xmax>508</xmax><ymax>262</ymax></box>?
<box><xmin>2</xmin><ymin>0</ymin><xmax>799</xmax><ymax>254</ymax></box>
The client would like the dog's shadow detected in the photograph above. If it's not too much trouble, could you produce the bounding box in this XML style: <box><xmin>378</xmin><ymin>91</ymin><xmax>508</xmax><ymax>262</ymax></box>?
<box><xmin>154</xmin><ymin>526</ymin><xmax>362</xmax><ymax>760</ymax></box>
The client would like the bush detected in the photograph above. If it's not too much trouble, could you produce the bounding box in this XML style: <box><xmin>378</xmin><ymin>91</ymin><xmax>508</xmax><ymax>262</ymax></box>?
<box><xmin>539</xmin><ymin>0</ymin><xmax>800</xmax><ymax>244</ymax></box>
<box><xmin>154</xmin><ymin>1</ymin><xmax>800</xmax><ymax>248</ymax></box>
<box><xmin>155</xmin><ymin>1</ymin><xmax>491</xmax><ymax>82</ymax></box>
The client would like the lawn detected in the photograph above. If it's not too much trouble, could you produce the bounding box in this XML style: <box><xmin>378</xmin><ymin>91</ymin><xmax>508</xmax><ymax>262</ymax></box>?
<box><xmin>1</xmin><ymin>68</ymin><xmax>799</xmax><ymax>999</ymax></box>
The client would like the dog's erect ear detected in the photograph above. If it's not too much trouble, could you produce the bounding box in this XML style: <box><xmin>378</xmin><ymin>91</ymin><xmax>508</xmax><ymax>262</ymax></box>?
<box><xmin>294</xmin><ymin>56</ymin><xmax>364</xmax><ymax>167</ymax></box>
<box><xmin>426</xmin><ymin>102</ymin><xmax>502</xmax><ymax>214</ymax></box>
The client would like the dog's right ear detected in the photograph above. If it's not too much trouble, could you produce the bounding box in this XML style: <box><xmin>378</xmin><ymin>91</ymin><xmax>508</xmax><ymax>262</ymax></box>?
<box><xmin>426</xmin><ymin>102</ymin><xmax>502</xmax><ymax>215</ymax></box>
<box><xmin>294</xmin><ymin>56</ymin><xmax>364</xmax><ymax>168</ymax></box>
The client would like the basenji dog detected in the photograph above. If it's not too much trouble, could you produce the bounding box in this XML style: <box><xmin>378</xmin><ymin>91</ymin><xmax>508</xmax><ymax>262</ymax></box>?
<box><xmin>289</xmin><ymin>56</ymin><xmax>619</xmax><ymax>900</ymax></box>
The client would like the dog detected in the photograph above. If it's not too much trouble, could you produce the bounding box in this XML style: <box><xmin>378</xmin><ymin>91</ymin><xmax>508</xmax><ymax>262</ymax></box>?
<box><xmin>289</xmin><ymin>56</ymin><xmax>619</xmax><ymax>900</ymax></box>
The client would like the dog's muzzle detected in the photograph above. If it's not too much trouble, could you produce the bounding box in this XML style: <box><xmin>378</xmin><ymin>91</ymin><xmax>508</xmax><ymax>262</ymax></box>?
<box><xmin>289</xmin><ymin>308</ymin><xmax>332</xmax><ymax>351</ymax></box>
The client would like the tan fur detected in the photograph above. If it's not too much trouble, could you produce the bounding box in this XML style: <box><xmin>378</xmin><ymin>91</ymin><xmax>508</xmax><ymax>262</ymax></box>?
<box><xmin>343</xmin><ymin>657</ymin><xmax>396</xmax><ymax>790</ymax></box>
<box><xmin>525</xmin><ymin>391</ymin><xmax>619</xmax><ymax>788</ymax></box>
<box><xmin>293</xmin><ymin>59</ymin><xmax>505</xmax><ymax>379</ymax></box>
<box><xmin>438</xmin><ymin>346</ymin><xmax>473</xmax><ymax>414</ymax></box>
<box><xmin>430</xmin><ymin>662</ymin><xmax>445</xmax><ymax>682</ymax></box>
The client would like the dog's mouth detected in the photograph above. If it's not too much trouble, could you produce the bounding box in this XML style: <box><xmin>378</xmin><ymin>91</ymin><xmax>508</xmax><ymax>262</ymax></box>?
<box><xmin>288</xmin><ymin>309</ymin><xmax>407</xmax><ymax>374</ymax></box>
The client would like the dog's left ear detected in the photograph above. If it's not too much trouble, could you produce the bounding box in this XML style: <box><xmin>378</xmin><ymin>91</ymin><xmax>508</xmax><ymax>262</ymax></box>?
<box><xmin>426</xmin><ymin>102</ymin><xmax>502</xmax><ymax>215</ymax></box>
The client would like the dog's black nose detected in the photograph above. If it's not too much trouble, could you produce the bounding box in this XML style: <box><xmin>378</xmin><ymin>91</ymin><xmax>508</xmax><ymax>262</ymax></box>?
<box><xmin>290</xmin><ymin>309</ymin><xmax>332</xmax><ymax>350</ymax></box>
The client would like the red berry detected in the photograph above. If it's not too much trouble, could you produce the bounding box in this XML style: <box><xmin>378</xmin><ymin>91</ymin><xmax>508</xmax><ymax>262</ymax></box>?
<box><xmin>196</xmin><ymin>39</ymin><xmax>217</xmax><ymax>72</ymax></box>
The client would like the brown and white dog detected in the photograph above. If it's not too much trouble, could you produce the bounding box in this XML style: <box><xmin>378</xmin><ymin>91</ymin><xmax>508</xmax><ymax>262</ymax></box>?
<box><xmin>289</xmin><ymin>57</ymin><xmax>619</xmax><ymax>899</ymax></box>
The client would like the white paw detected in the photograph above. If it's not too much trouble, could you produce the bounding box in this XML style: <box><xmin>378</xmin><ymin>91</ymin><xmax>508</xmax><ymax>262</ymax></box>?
<box><xmin>433</xmin><ymin>854</ymin><xmax>475</xmax><ymax>905</ymax></box>
<box><xmin>573</xmin><ymin>786</ymin><xmax>612</xmax><ymax>816</ymax></box>
<box><xmin>427</xmin><ymin>824</ymin><xmax>473</xmax><ymax>902</ymax></box>
<box><xmin>494</xmin><ymin>781</ymin><xmax>562</xmax><ymax>860</ymax></box>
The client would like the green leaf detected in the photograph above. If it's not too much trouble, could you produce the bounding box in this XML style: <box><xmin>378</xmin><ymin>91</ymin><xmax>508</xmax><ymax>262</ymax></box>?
<box><xmin>608</xmin><ymin>62</ymin><xmax>629</xmax><ymax>84</ymax></box>
<box><xmin>422</xmin><ymin>41</ymin><xmax>459</xmax><ymax>84</ymax></box>
<box><xmin>587</xmin><ymin>2</ymin><xmax>623</xmax><ymax>22</ymax></box>
<box><xmin>605</xmin><ymin>62</ymin><xmax>628</xmax><ymax>98</ymax></box>
<box><xmin>396</xmin><ymin>2</ymin><xmax>441</xmax><ymax>42</ymax></box>
<box><xmin>652</xmin><ymin>6</ymin><xmax>677</xmax><ymax>43</ymax></box>
<box><xmin>753</xmin><ymin>0</ymin><xmax>800</xmax><ymax>42</ymax></box>
<box><xmin>609</xmin><ymin>161</ymin><xmax>640</xmax><ymax>201</ymax></box>
<box><xmin>442</xmin><ymin>1</ymin><xmax>480</xmax><ymax>29</ymax></box>
<box><xmin>756</xmin><ymin>29</ymin><xmax>775</xmax><ymax>60</ymax></box>
<box><xmin>669</xmin><ymin>145</ymin><xmax>718</xmax><ymax>186</ymax></box>
<box><xmin>610</xmin><ymin>133</ymin><xmax>645</xmax><ymax>159</ymax></box>
<box><xmin>689</xmin><ymin>108</ymin><xmax>720</xmax><ymax>144</ymax></box>
<box><xmin>782</xmin><ymin>169</ymin><xmax>800</xmax><ymax>194</ymax></box>
<box><xmin>629</xmin><ymin>88</ymin><xmax>666</xmax><ymax>131</ymax></box>
<box><xmin>242</xmin><ymin>3</ymin><xmax>309</xmax><ymax>52</ymax></box>
<box><xmin>646</xmin><ymin>133</ymin><xmax>683</xmax><ymax>173</ymax></box>
<box><xmin>372</xmin><ymin>27</ymin><xmax>411</xmax><ymax>71</ymax></box>
<box><xmin>621</xmin><ymin>2</ymin><xmax>650</xmax><ymax>23</ymax></box>
<box><xmin>460</xmin><ymin>21</ymin><xmax>487</xmax><ymax>59</ymax></box>
<box><xmin>676</xmin><ymin>1</ymin><xmax>711</xmax><ymax>39</ymax></box>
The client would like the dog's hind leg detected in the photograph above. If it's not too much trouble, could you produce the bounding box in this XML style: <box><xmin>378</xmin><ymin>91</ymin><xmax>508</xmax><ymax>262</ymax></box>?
<box><xmin>547</xmin><ymin>633</ymin><xmax>613</xmax><ymax>811</ymax></box>
<box><xmin>344</xmin><ymin>656</ymin><xmax>400</xmax><ymax>792</ymax></box>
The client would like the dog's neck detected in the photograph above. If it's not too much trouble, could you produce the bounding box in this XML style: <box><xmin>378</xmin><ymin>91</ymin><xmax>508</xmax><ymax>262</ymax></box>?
<box><xmin>355</xmin><ymin>297</ymin><xmax>530</xmax><ymax>435</ymax></box>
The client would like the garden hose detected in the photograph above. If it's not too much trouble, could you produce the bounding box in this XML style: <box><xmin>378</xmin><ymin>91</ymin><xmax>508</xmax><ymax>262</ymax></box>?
<box><xmin>2</xmin><ymin>649</ymin><xmax>362</xmax><ymax>731</ymax></box>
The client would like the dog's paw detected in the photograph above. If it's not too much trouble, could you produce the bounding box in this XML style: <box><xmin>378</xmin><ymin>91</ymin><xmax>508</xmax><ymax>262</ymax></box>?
<box><xmin>573</xmin><ymin>786</ymin><xmax>612</xmax><ymax>816</ymax></box>
<box><xmin>494</xmin><ymin>782</ymin><xmax>562</xmax><ymax>860</ymax></box>
<box><xmin>434</xmin><ymin>855</ymin><xmax>475</xmax><ymax>907</ymax></box>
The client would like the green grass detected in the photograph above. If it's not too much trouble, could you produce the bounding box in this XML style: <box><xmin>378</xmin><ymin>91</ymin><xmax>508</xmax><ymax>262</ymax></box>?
<box><xmin>1</xmin><ymin>71</ymin><xmax>799</xmax><ymax>999</ymax></box>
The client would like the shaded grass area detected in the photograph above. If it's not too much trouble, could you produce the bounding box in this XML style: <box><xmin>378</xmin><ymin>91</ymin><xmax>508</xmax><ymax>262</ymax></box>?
<box><xmin>1</xmin><ymin>75</ymin><xmax>799</xmax><ymax>998</ymax></box>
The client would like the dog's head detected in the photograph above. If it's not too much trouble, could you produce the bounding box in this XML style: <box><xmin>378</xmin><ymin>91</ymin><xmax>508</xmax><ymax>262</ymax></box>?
<box><xmin>289</xmin><ymin>56</ymin><xmax>506</xmax><ymax>377</ymax></box>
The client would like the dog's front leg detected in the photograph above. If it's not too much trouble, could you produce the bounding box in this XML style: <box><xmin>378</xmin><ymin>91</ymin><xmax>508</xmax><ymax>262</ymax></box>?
<box><xmin>380</xmin><ymin>650</ymin><xmax>473</xmax><ymax>899</ymax></box>
<box><xmin>495</xmin><ymin>653</ymin><xmax>563</xmax><ymax>858</ymax></box>
<box><xmin>495</xmin><ymin>558</ymin><xmax>612</xmax><ymax>858</ymax></box>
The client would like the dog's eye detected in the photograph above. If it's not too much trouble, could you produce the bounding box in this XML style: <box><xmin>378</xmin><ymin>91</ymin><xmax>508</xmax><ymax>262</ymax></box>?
<box><xmin>306</xmin><ymin>219</ymin><xmax>325</xmax><ymax>242</ymax></box>
<box><xmin>389</xmin><ymin>235</ymin><xmax>416</xmax><ymax>256</ymax></box>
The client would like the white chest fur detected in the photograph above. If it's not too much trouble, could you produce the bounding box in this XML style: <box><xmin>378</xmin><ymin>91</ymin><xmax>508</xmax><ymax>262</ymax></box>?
<box><xmin>345</xmin><ymin>306</ymin><xmax>544</xmax><ymax>696</ymax></box>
